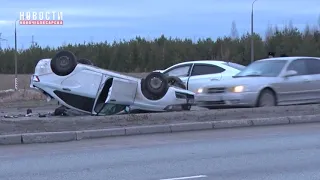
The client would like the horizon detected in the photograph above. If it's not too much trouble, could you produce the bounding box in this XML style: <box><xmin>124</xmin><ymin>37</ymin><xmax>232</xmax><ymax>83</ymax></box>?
<box><xmin>0</xmin><ymin>0</ymin><xmax>319</xmax><ymax>49</ymax></box>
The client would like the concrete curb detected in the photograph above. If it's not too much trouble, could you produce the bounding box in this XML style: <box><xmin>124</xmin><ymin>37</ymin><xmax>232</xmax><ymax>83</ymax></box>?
<box><xmin>1</xmin><ymin>114</ymin><xmax>320</xmax><ymax>145</ymax></box>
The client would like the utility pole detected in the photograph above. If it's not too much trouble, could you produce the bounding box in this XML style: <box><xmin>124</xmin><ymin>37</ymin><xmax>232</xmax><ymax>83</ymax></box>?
<box><xmin>31</xmin><ymin>35</ymin><xmax>35</xmax><ymax>46</ymax></box>
<box><xmin>0</xmin><ymin>33</ymin><xmax>2</xmax><ymax>49</ymax></box>
<box><xmin>14</xmin><ymin>19</ymin><xmax>18</xmax><ymax>91</ymax></box>
<box><xmin>251</xmin><ymin>0</ymin><xmax>259</xmax><ymax>63</ymax></box>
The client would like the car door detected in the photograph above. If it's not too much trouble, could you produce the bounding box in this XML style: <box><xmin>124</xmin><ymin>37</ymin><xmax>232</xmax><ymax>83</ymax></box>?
<box><xmin>60</xmin><ymin>69</ymin><xmax>103</xmax><ymax>98</ymax></box>
<box><xmin>276</xmin><ymin>59</ymin><xmax>313</xmax><ymax>104</ymax></box>
<box><xmin>105</xmin><ymin>77</ymin><xmax>138</xmax><ymax>105</ymax></box>
<box><xmin>93</xmin><ymin>75</ymin><xmax>138</xmax><ymax>114</ymax></box>
<box><xmin>187</xmin><ymin>64</ymin><xmax>225</xmax><ymax>93</ymax></box>
<box><xmin>162</xmin><ymin>63</ymin><xmax>193</xmax><ymax>87</ymax></box>
<box><xmin>59</xmin><ymin>69</ymin><xmax>103</xmax><ymax>112</ymax></box>
<box><xmin>304</xmin><ymin>58</ymin><xmax>320</xmax><ymax>102</ymax></box>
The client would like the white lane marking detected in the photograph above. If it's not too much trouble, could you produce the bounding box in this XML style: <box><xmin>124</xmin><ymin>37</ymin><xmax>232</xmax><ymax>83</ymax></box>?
<box><xmin>160</xmin><ymin>175</ymin><xmax>207</xmax><ymax>180</ymax></box>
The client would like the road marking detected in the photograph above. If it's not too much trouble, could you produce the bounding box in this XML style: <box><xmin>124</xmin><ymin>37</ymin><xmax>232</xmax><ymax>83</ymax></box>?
<box><xmin>160</xmin><ymin>175</ymin><xmax>207</xmax><ymax>180</ymax></box>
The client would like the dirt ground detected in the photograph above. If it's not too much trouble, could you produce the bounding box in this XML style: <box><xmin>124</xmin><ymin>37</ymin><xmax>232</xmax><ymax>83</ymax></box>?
<box><xmin>0</xmin><ymin>74</ymin><xmax>32</xmax><ymax>90</ymax></box>
<box><xmin>1</xmin><ymin>104</ymin><xmax>320</xmax><ymax>135</ymax></box>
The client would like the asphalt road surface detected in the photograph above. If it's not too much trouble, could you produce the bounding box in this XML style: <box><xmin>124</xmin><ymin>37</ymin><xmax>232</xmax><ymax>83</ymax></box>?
<box><xmin>1</xmin><ymin>123</ymin><xmax>320</xmax><ymax>180</ymax></box>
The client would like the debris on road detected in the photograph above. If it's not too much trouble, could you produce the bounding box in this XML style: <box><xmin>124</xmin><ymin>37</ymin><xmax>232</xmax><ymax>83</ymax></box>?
<box><xmin>0</xmin><ymin>105</ymin><xmax>88</xmax><ymax>119</ymax></box>
<box><xmin>27</xmin><ymin>109</ymin><xmax>32</xmax><ymax>114</ymax></box>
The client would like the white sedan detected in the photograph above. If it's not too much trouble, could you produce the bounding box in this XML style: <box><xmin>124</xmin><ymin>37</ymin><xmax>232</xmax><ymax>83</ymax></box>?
<box><xmin>154</xmin><ymin>60</ymin><xmax>245</xmax><ymax>93</ymax></box>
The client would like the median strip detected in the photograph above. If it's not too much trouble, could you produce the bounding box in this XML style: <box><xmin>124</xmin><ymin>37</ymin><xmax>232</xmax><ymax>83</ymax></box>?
<box><xmin>1</xmin><ymin>114</ymin><xmax>320</xmax><ymax>145</ymax></box>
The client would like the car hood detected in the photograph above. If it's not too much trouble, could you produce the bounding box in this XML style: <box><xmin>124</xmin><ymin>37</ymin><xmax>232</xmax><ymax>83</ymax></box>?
<box><xmin>204</xmin><ymin>76</ymin><xmax>278</xmax><ymax>88</ymax></box>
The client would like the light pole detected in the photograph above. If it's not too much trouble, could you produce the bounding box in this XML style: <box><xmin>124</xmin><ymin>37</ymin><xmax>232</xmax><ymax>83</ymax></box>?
<box><xmin>14</xmin><ymin>19</ymin><xmax>18</xmax><ymax>91</ymax></box>
<box><xmin>251</xmin><ymin>0</ymin><xmax>259</xmax><ymax>63</ymax></box>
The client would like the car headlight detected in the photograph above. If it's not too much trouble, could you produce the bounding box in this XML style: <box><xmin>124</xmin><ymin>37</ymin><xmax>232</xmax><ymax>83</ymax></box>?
<box><xmin>230</xmin><ymin>85</ymin><xmax>245</xmax><ymax>93</ymax></box>
<box><xmin>197</xmin><ymin>88</ymin><xmax>203</xmax><ymax>94</ymax></box>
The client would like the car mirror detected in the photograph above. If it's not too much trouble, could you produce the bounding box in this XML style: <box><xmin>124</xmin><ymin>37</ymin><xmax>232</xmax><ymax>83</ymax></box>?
<box><xmin>283</xmin><ymin>70</ymin><xmax>298</xmax><ymax>77</ymax></box>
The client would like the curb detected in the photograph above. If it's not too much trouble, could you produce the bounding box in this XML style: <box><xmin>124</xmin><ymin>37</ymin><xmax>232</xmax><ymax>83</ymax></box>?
<box><xmin>1</xmin><ymin>114</ymin><xmax>320</xmax><ymax>145</ymax></box>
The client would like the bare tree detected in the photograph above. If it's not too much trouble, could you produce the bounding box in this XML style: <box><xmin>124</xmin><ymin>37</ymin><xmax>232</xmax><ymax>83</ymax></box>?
<box><xmin>265</xmin><ymin>24</ymin><xmax>274</xmax><ymax>40</ymax></box>
<box><xmin>230</xmin><ymin>21</ymin><xmax>239</xmax><ymax>39</ymax></box>
<box><xmin>288</xmin><ymin>20</ymin><xmax>294</xmax><ymax>30</ymax></box>
<box><xmin>304</xmin><ymin>24</ymin><xmax>311</xmax><ymax>35</ymax></box>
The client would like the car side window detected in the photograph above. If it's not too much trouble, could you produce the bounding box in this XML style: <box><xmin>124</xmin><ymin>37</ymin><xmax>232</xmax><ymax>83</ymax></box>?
<box><xmin>305</xmin><ymin>59</ymin><xmax>320</xmax><ymax>75</ymax></box>
<box><xmin>191</xmin><ymin>64</ymin><xmax>225</xmax><ymax>76</ymax></box>
<box><xmin>164</xmin><ymin>65</ymin><xmax>191</xmax><ymax>77</ymax></box>
<box><xmin>286</xmin><ymin>59</ymin><xmax>308</xmax><ymax>75</ymax></box>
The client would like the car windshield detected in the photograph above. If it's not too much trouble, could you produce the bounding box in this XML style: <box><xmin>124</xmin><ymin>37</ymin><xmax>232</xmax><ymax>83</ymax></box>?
<box><xmin>234</xmin><ymin>60</ymin><xmax>288</xmax><ymax>77</ymax></box>
<box><xmin>96</xmin><ymin>103</ymin><xmax>127</xmax><ymax>115</ymax></box>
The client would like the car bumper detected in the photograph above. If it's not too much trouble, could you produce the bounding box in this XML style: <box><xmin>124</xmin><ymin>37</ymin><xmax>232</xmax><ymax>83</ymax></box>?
<box><xmin>195</xmin><ymin>92</ymin><xmax>258</xmax><ymax>107</ymax></box>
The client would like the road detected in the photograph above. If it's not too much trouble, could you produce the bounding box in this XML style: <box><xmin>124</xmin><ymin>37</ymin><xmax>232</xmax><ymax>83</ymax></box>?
<box><xmin>1</xmin><ymin>123</ymin><xmax>320</xmax><ymax>180</ymax></box>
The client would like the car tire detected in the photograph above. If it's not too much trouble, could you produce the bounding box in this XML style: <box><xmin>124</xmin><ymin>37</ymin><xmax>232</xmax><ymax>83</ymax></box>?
<box><xmin>141</xmin><ymin>78</ymin><xmax>162</xmax><ymax>100</ymax></box>
<box><xmin>51</xmin><ymin>50</ymin><xmax>78</xmax><ymax>76</ymax></box>
<box><xmin>257</xmin><ymin>89</ymin><xmax>276</xmax><ymax>107</ymax></box>
<box><xmin>143</xmin><ymin>72</ymin><xmax>169</xmax><ymax>98</ymax></box>
<box><xmin>167</xmin><ymin>76</ymin><xmax>191</xmax><ymax>111</ymax></box>
<box><xmin>78</xmin><ymin>58</ymin><xmax>94</xmax><ymax>65</ymax></box>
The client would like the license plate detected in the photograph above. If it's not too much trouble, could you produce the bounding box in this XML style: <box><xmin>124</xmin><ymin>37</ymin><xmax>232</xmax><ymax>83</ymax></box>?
<box><xmin>211</xmin><ymin>96</ymin><xmax>222</xmax><ymax>101</ymax></box>
<box><xmin>197</xmin><ymin>95</ymin><xmax>221</xmax><ymax>101</ymax></box>
<box><xmin>187</xmin><ymin>99</ymin><xmax>194</xmax><ymax>104</ymax></box>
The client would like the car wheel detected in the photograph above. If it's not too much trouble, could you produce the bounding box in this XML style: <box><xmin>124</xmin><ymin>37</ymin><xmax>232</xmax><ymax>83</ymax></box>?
<box><xmin>257</xmin><ymin>89</ymin><xmax>276</xmax><ymax>107</ymax></box>
<box><xmin>51</xmin><ymin>50</ymin><xmax>78</xmax><ymax>76</ymax></box>
<box><xmin>78</xmin><ymin>58</ymin><xmax>94</xmax><ymax>65</ymax></box>
<box><xmin>143</xmin><ymin>72</ymin><xmax>169</xmax><ymax>98</ymax></box>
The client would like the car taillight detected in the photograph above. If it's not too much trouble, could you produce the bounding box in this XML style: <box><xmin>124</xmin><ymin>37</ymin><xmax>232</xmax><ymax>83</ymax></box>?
<box><xmin>34</xmin><ymin>59</ymin><xmax>52</xmax><ymax>75</ymax></box>
<box><xmin>32</xmin><ymin>75</ymin><xmax>40</xmax><ymax>82</ymax></box>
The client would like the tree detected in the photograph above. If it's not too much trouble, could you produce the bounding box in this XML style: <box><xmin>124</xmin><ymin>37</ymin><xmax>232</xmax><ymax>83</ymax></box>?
<box><xmin>230</xmin><ymin>21</ymin><xmax>239</xmax><ymax>40</ymax></box>
<box><xmin>0</xmin><ymin>19</ymin><xmax>320</xmax><ymax>74</ymax></box>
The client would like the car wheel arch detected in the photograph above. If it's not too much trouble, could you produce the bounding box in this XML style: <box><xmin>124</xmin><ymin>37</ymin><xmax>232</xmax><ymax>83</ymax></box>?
<box><xmin>255</xmin><ymin>87</ymin><xmax>278</xmax><ymax>107</ymax></box>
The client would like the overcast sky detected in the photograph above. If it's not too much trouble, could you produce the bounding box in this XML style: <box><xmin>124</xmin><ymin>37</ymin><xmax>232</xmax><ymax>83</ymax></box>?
<box><xmin>0</xmin><ymin>0</ymin><xmax>319</xmax><ymax>48</ymax></box>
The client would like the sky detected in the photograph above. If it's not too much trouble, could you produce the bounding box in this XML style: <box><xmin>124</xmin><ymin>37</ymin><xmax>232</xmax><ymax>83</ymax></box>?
<box><xmin>0</xmin><ymin>0</ymin><xmax>319</xmax><ymax>49</ymax></box>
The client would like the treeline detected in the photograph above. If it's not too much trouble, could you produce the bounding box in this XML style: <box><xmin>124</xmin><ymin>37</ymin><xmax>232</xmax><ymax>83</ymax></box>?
<box><xmin>0</xmin><ymin>23</ymin><xmax>320</xmax><ymax>74</ymax></box>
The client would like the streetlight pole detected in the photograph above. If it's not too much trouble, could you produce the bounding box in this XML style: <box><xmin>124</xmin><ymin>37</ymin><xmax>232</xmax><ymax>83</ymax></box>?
<box><xmin>14</xmin><ymin>19</ymin><xmax>18</xmax><ymax>91</ymax></box>
<box><xmin>251</xmin><ymin>0</ymin><xmax>258</xmax><ymax>63</ymax></box>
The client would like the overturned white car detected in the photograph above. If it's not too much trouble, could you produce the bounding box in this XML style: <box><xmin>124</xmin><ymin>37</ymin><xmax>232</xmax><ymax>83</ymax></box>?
<box><xmin>30</xmin><ymin>50</ymin><xmax>195</xmax><ymax>115</ymax></box>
